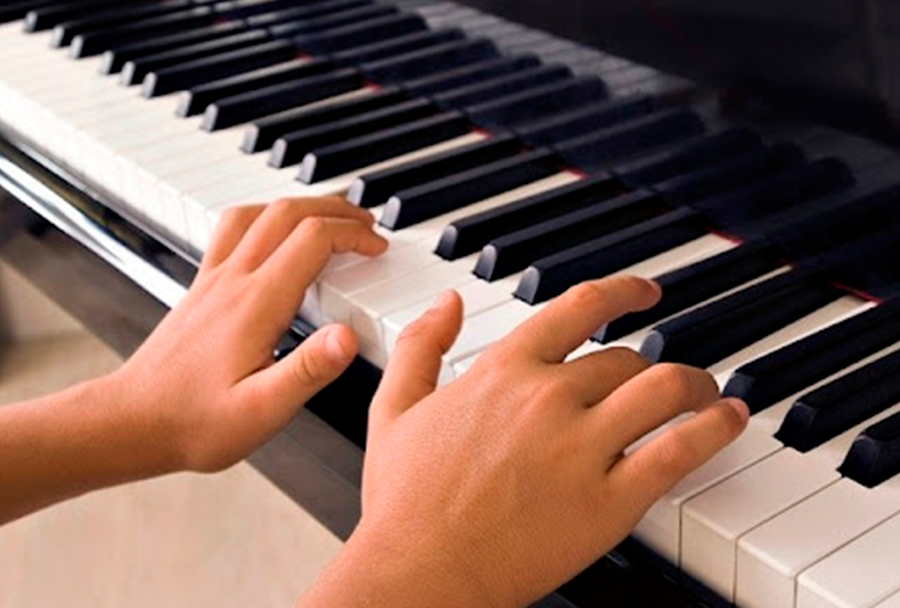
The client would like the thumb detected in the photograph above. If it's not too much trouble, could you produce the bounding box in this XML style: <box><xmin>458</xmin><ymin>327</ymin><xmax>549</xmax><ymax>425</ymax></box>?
<box><xmin>369</xmin><ymin>291</ymin><xmax>463</xmax><ymax>440</ymax></box>
<box><xmin>244</xmin><ymin>324</ymin><xmax>358</xmax><ymax>421</ymax></box>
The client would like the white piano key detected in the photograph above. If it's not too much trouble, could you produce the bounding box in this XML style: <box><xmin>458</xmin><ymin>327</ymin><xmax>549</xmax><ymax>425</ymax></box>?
<box><xmin>632</xmin><ymin>295</ymin><xmax>872</xmax><ymax>565</ymax></box>
<box><xmin>440</xmin><ymin>298</ymin><xmax>545</xmax><ymax>378</ymax></box>
<box><xmin>681</xmin><ymin>397</ymin><xmax>900</xmax><ymax>603</ymax></box>
<box><xmin>383</xmin><ymin>278</ymin><xmax>515</xmax><ymax>358</ymax></box>
<box><xmin>797</xmin><ymin>511</ymin><xmax>900</xmax><ymax>608</ymax></box>
<box><xmin>737</xmin><ymin>472</ymin><xmax>900</xmax><ymax>608</ymax></box>
<box><xmin>876</xmin><ymin>590</ymin><xmax>900</xmax><ymax>608</ymax></box>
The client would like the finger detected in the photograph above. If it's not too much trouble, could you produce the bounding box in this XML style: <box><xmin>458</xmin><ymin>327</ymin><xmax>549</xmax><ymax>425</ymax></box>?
<box><xmin>591</xmin><ymin>363</ymin><xmax>721</xmax><ymax>456</ymax></box>
<box><xmin>200</xmin><ymin>205</ymin><xmax>267</xmax><ymax>271</ymax></box>
<box><xmin>502</xmin><ymin>276</ymin><xmax>661</xmax><ymax>364</ymax></box>
<box><xmin>259</xmin><ymin>217</ymin><xmax>388</xmax><ymax>311</ymax></box>
<box><xmin>238</xmin><ymin>324</ymin><xmax>358</xmax><ymax>425</ymax></box>
<box><xmin>368</xmin><ymin>291</ymin><xmax>463</xmax><ymax>439</ymax></box>
<box><xmin>562</xmin><ymin>347</ymin><xmax>650</xmax><ymax>405</ymax></box>
<box><xmin>230</xmin><ymin>196</ymin><xmax>376</xmax><ymax>271</ymax></box>
<box><xmin>608</xmin><ymin>398</ymin><xmax>749</xmax><ymax>514</ymax></box>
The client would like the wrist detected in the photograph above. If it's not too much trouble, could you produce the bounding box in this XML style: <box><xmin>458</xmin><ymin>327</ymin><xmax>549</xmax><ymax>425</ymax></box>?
<box><xmin>299</xmin><ymin>520</ymin><xmax>500</xmax><ymax>608</ymax></box>
<box><xmin>86</xmin><ymin>371</ymin><xmax>186</xmax><ymax>478</ymax></box>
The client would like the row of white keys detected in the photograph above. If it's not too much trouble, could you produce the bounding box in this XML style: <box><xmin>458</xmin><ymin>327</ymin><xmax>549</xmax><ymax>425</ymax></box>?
<box><xmin>381</xmin><ymin>232</ymin><xmax>739</xmax><ymax>382</ymax></box>
<box><xmin>798</xmin><ymin>510</ymin><xmax>900</xmax><ymax>608</ymax></box>
<box><xmin>631</xmin><ymin>295</ymin><xmax>872</xmax><ymax>565</ymax></box>
<box><xmin>313</xmin><ymin>172</ymin><xmax>580</xmax><ymax>363</ymax></box>
<box><xmin>679</xmin><ymin>316</ymin><xmax>900</xmax><ymax>604</ymax></box>
<box><xmin>739</xmin><ymin>465</ymin><xmax>900</xmax><ymax>608</ymax></box>
<box><xmin>190</xmin><ymin>131</ymin><xmax>495</xmax><ymax>256</ymax></box>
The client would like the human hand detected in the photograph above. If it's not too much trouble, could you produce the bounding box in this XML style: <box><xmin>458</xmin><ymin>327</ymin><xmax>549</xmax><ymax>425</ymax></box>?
<box><xmin>325</xmin><ymin>276</ymin><xmax>748</xmax><ymax>608</ymax></box>
<box><xmin>108</xmin><ymin>196</ymin><xmax>387</xmax><ymax>474</ymax></box>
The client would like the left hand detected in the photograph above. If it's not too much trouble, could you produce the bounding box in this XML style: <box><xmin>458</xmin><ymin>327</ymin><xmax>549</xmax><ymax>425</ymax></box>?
<box><xmin>109</xmin><ymin>196</ymin><xmax>387</xmax><ymax>473</ymax></box>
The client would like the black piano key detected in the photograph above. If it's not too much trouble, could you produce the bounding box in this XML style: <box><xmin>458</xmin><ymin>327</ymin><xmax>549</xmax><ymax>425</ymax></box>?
<box><xmin>437</xmin><ymin>132</ymin><xmax>764</xmax><ymax>263</ymax></box>
<box><xmin>271</xmin><ymin>98</ymin><xmax>437</xmax><ymax>168</ymax></box>
<box><xmin>437</xmin><ymin>173</ymin><xmax>628</xmax><ymax>261</ymax></box>
<box><xmin>241</xmin><ymin>0</ymin><xmax>371</xmax><ymax>27</ymax></box>
<box><xmin>101</xmin><ymin>21</ymin><xmax>248</xmax><ymax>75</ymax></box>
<box><xmin>724</xmin><ymin>298</ymin><xmax>900</xmax><ymax>415</ymax></box>
<box><xmin>332</xmin><ymin>28</ymin><xmax>465</xmax><ymax>65</ymax></box>
<box><xmin>359</xmin><ymin>38</ymin><xmax>499</xmax><ymax>84</ymax></box>
<box><xmin>25</xmin><ymin>0</ymin><xmax>123</xmax><ymax>31</ymax></box>
<box><xmin>143</xmin><ymin>39</ymin><xmax>297</xmax><ymax>98</ymax></box>
<box><xmin>70</xmin><ymin>7</ymin><xmax>215</xmax><ymax>59</ymax></box>
<box><xmin>513</xmin><ymin>96</ymin><xmax>658</xmax><ymax>148</ymax></box>
<box><xmin>515</xmin><ymin>208</ymin><xmax>709</xmax><ymax>305</ymax></box>
<box><xmin>553</xmin><ymin>109</ymin><xmax>706</xmax><ymax>173</ymax></box>
<box><xmin>51</xmin><ymin>1</ymin><xmax>195</xmax><ymax>48</ymax></box>
<box><xmin>475</xmin><ymin>189</ymin><xmax>669</xmax><ymax>281</ymax></box>
<box><xmin>242</xmin><ymin>86</ymin><xmax>406</xmax><ymax>153</ymax></box>
<box><xmin>431</xmin><ymin>64</ymin><xmax>571</xmax><ymax>110</ymax></box>
<box><xmin>203</xmin><ymin>68</ymin><xmax>364</xmax><ymax>131</ymax></box>
<box><xmin>778</xmin><ymin>349</ymin><xmax>900</xmax><ymax>453</ymax></box>
<box><xmin>697</xmin><ymin>158</ymin><xmax>855</xmax><ymax>230</ymax></box>
<box><xmin>641</xmin><ymin>266</ymin><xmax>843</xmax><ymax>369</ymax></box>
<box><xmin>216</xmin><ymin>0</ymin><xmax>337</xmax><ymax>20</ymax></box>
<box><xmin>465</xmin><ymin>76</ymin><xmax>609</xmax><ymax>131</ymax></box>
<box><xmin>267</xmin><ymin>4</ymin><xmax>398</xmax><ymax>39</ymax></box>
<box><xmin>298</xmin><ymin>111</ymin><xmax>472</xmax><ymax>183</ymax></box>
<box><xmin>346</xmin><ymin>134</ymin><xmax>523</xmax><ymax>208</ymax></box>
<box><xmin>841</xmin><ymin>411</ymin><xmax>900</xmax><ymax>487</ymax></box>
<box><xmin>380</xmin><ymin>149</ymin><xmax>563</xmax><ymax>230</ymax></box>
<box><xmin>121</xmin><ymin>29</ymin><xmax>270</xmax><ymax>86</ymax></box>
<box><xmin>403</xmin><ymin>55</ymin><xmax>540</xmax><ymax>97</ymax></box>
<box><xmin>293</xmin><ymin>12</ymin><xmax>426</xmax><ymax>55</ymax></box>
<box><xmin>179</xmin><ymin>57</ymin><xmax>334</xmax><ymax>117</ymax></box>
<box><xmin>0</xmin><ymin>0</ymin><xmax>59</xmax><ymax>25</ymax></box>
<box><xmin>654</xmin><ymin>143</ymin><xmax>806</xmax><ymax>207</ymax></box>
<box><xmin>614</xmin><ymin>128</ymin><xmax>763</xmax><ymax>188</ymax></box>
<box><xmin>599</xmin><ymin>240</ymin><xmax>786</xmax><ymax>343</ymax></box>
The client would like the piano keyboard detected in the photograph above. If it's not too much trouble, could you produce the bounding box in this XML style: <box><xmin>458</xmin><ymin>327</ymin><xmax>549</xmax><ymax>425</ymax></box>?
<box><xmin>2</xmin><ymin>1</ymin><xmax>900</xmax><ymax>607</ymax></box>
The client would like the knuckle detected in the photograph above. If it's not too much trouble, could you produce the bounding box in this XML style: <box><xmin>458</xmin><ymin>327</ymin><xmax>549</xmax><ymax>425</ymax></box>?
<box><xmin>604</xmin><ymin>346</ymin><xmax>651</xmax><ymax>373</ymax></box>
<box><xmin>655</xmin><ymin>432</ymin><xmax>697</xmax><ymax>478</ymax></box>
<box><xmin>297</xmin><ymin>216</ymin><xmax>329</xmax><ymax>240</ymax></box>
<box><xmin>566</xmin><ymin>281</ymin><xmax>607</xmax><ymax>308</ymax></box>
<box><xmin>269</xmin><ymin>197</ymin><xmax>295</xmax><ymax>215</ymax></box>
<box><xmin>293</xmin><ymin>349</ymin><xmax>326</xmax><ymax>384</ymax></box>
<box><xmin>395</xmin><ymin>318</ymin><xmax>432</xmax><ymax>348</ymax></box>
<box><xmin>649</xmin><ymin>363</ymin><xmax>705</xmax><ymax>400</ymax></box>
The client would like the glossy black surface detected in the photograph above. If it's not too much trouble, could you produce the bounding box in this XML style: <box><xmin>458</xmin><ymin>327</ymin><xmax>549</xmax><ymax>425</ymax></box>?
<box><xmin>457</xmin><ymin>0</ymin><xmax>900</xmax><ymax>147</ymax></box>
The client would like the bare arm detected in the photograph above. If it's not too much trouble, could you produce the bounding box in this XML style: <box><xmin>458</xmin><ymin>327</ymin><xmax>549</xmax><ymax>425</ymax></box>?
<box><xmin>0</xmin><ymin>196</ymin><xmax>387</xmax><ymax>525</ymax></box>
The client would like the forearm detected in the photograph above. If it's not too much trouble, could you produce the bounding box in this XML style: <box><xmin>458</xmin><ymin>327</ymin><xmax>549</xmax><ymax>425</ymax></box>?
<box><xmin>0</xmin><ymin>373</ymin><xmax>178</xmax><ymax>525</ymax></box>
<box><xmin>297</xmin><ymin>524</ymin><xmax>498</xmax><ymax>608</ymax></box>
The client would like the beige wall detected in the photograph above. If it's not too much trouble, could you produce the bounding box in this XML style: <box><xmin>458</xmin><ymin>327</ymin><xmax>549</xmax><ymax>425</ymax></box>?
<box><xmin>0</xmin><ymin>261</ymin><xmax>343</xmax><ymax>608</ymax></box>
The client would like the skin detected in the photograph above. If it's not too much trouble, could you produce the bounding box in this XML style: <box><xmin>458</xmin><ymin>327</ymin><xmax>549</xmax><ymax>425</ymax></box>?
<box><xmin>0</xmin><ymin>196</ymin><xmax>749</xmax><ymax>608</ymax></box>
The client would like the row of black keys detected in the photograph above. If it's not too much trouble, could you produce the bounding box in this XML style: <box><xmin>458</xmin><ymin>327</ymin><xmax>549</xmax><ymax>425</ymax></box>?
<box><xmin>12</xmin><ymin>0</ymin><xmax>900</xmax><ymax>487</ymax></box>
<box><xmin>13</xmin><ymin>0</ymin><xmax>675</xmax><ymax>186</ymax></box>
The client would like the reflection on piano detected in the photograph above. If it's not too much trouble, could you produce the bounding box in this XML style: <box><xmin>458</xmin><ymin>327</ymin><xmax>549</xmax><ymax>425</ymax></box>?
<box><xmin>1</xmin><ymin>1</ymin><xmax>900</xmax><ymax>607</ymax></box>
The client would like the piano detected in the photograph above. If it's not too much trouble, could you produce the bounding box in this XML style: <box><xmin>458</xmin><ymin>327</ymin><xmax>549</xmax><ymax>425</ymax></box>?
<box><xmin>1</xmin><ymin>1</ymin><xmax>900</xmax><ymax>607</ymax></box>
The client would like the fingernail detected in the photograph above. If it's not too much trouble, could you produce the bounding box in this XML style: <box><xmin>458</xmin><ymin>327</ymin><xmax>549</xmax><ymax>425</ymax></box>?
<box><xmin>725</xmin><ymin>398</ymin><xmax>751</xmax><ymax>424</ymax></box>
<box><xmin>325</xmin><ymin>327</ymin><xmax>355</xmax><ymax>363</ymax></box>
<box><xmin>645</xmin><ymin>278</ymin><xmax>663</xmax><ymax>298</ymax></box>
<box><xmin>431</xmin><ymin>290</ymin><xmax>456</xmax><ymax>311</ymax></box>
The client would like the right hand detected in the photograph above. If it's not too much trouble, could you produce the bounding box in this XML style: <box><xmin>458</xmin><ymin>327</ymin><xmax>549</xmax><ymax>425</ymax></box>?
<box><xmin>334</xmin><ymin>275</ymin><xmax>749</xmax><ymax>608</ymax></box>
